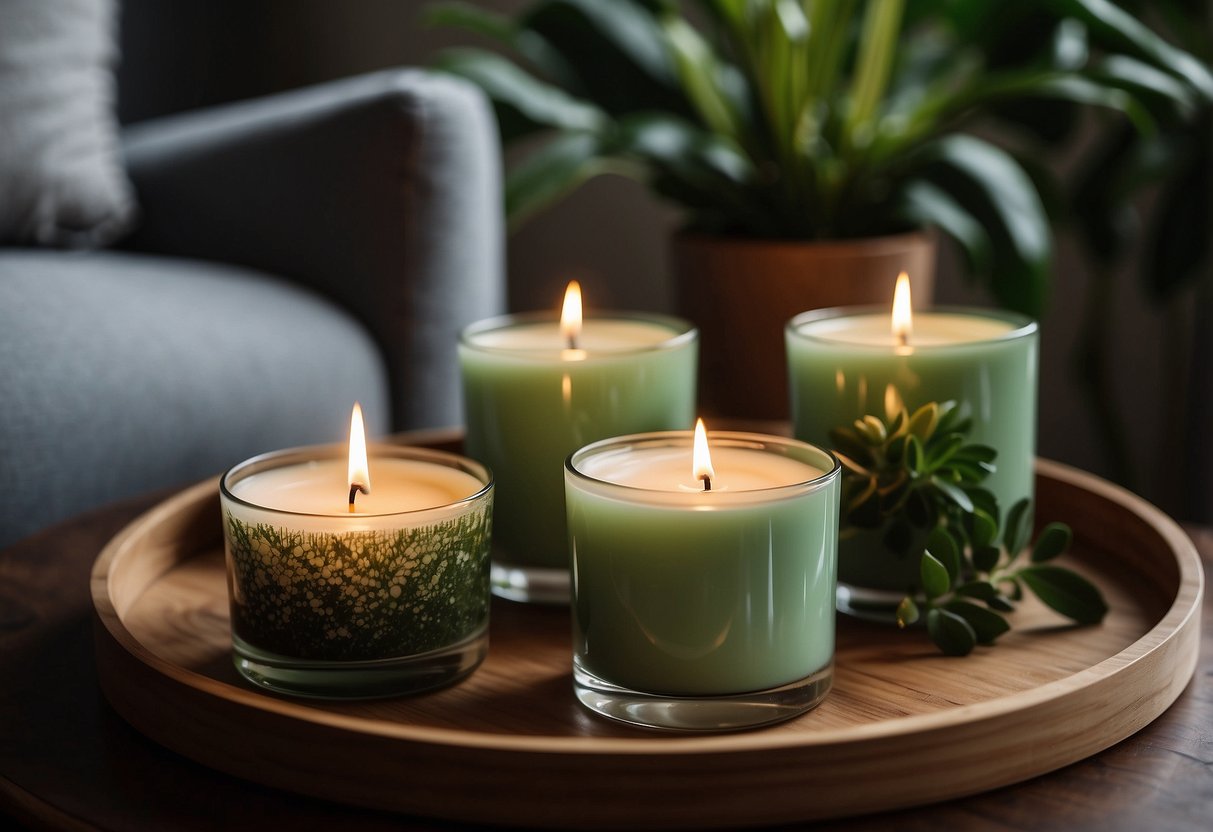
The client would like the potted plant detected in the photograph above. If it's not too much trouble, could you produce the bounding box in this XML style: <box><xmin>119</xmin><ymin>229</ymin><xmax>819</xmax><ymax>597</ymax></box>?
<box><xmin>428</xmin><ymin>0</ymin><xmax>1210</xmax><ymax>418</ymax></box>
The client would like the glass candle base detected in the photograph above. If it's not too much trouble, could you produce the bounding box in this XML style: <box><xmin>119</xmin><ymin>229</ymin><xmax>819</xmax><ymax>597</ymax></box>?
<box><xmin>232</xmin><ymin>626</ymin><xmax>488</xmax><ymax>699</ymax></box>
<box><xmin>490</xmin><ymin>561</ymin><xmax>570</xmax><ymax>604</ymax></box>
<box><xmin>573</xmin><ymin>657</ymin><xmax>833</xmax><ymax>732</ymax></box>
<box><xmin>835</xmin><ymin>582</ymin><xmax>905</xmax><ymax>624</ymax></box>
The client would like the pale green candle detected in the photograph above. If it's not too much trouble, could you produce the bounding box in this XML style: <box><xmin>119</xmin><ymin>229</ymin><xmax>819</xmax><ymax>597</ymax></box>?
<box><xmin>565</xmin><ymin>430</ymin><xmax>839</xmax><ymax>730</ymax></box>
<box><xmin>459</xmin><ymin>310</ymin><xmax>696</xmax><ymax>603</ymax></box>
<box><xmin>786</xmin><ymin>305</ymin><xmax>1037</xmax><ymax>596</ymax></box>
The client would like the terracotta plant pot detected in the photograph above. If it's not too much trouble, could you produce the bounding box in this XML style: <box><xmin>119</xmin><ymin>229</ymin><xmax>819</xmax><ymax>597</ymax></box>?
<box><xmin>671</xmin><ymin>231</ymin><xmax>936</xmax><ymax>420</ymax></box>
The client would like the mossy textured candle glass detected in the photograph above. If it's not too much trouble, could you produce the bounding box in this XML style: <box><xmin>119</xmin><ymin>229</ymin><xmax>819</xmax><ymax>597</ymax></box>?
<box><xmin>460</xmin><ymin>311</ymin><xmax>697</xmax><ymax>604</ymax></box>
<box><xmin>220</xmin><ymin>445</ymin><xmax>493</xmax><ymax>699</ymax></box>
<box><xmin>786</xmin><ymin>306</ymin><xmax>1037</xmax><ymax>617</ymax></box>
<box><xmin>566</xmin><ymin>431</ymin><xmax>840</xmax><ymax>731</ymax></box>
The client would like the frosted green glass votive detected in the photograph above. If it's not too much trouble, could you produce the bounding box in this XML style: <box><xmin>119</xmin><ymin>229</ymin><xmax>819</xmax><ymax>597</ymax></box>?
<box><xmin>786</xmin><ymin>306</ymin><xmax>1038</xmax><ymax>618</ymax></box>
<box><xmin>566</xmin><ymin>431</ymin><xmax>840</xmax><ymax>732</ymax></box>
<box><xmin>219</xmin><ymin>444</ymin><xmax>493</xmax><ymax>699</ymax></box>
<box><xmin>459</xmin><ymin>312</ymin><xmax>697</xmax><ymax>604</ymax></box>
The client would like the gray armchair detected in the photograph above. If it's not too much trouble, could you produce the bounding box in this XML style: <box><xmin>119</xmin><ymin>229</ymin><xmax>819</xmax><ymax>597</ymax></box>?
<box><xmin>0</xmin><ymin>68</ymin><xmax>504</xmax><ymax>548</ymax></box>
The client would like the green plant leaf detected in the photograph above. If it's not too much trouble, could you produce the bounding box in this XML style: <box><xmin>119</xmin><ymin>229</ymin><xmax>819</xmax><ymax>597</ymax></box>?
<box><xmin>426</xmin><ymin>2</ymin><xmax>581</xmax><ymax>90</ymax></box>
<box><xmin>1019</xmin><ymin>565</ymin><xmax>1108</xmax><ymax>624</ymax></box>
<box><xmin>943</xmin><ymin>599</ymin><xmax>1011</xmax><ymax>645</ymax></box>
<box><xmin>925</xmin><ymin>433</ymin><xmax>966</xmax><ymax>471</ymax></box>
<box><xmin>967</xmin><ymin>509</ymin><xmax>999</xmax><ymax>551</ymax></box>
<box><xmin>896</xmin><ymin>595</ymin><xmax>920</xmax><ymax>628</ymax></box>
<box><xmin>913</xmin><ymin>135</ymin><xmax>1052</xmax><ymax>316</ymax></box>
<box><xmin>691</xmin><ymin>0</ymin><xmax>746</xmax><ymax>30</ymax></box>
<box><xmin>926</xmin><ymin>607</ymin><xmax>977</xmax><ymax>656</ymax></box>
<box><xmin>1092</xmin><ymin>54</ymin><xmax>1201</xmax><ymax>121</ymax></box>
<box><xmin>829</xmin><ymin>427</ymin><xmax>873</xmax><ymax>465</ymax></box>
<box><xmin>608</xmin><ymin>113</ymin><xmax>764</xmax><ymax>224</ymax></box>
<box><xmin>425</xmin><ymin>2</ymin><xmax>515</xmax><ymax>41</ymax></box>
<box><xmin>435</xmin><ymin>48</ymin><xmax>606</xmax><ymax>141</ymax></box>
<box><xmin>920</xmin><ymin>551</ymin><xmax>951</xmax><ymax>599</ymax></box>
<box><xmin>1031</xmin><ymin>522</ymin><xmax>1073</xmax><ymax>562</ymax></box>
<box><xmin>505</xmin><ymin>133</ymin><xmax>606</xmax><ymax>227</ymax></box>
<box><xmin>904</xmin><ymin>434</ymin><xmax>925</xmax><ymax>473</ymax></box>
<box><xmin>900</xmin><ymin>181</ymin><xmax>994</xmax><ymax>279</ymax></box>
<box><xmin>926</xmin><ymin>526</ymin><xmax>961</xmax><ymax>583</ymax></box>
<box><xmin>971</xmin><ymin>543</ymin><xmax>1000</xmax><ymax>574</ymax></box>
<box><xmin>844</xmin><ymin>0</ymin><xmax>905</xmax><ymax>151</ymax></box>
<box><xmin>887</xmin><ymin>407</ymin><xmax>909</xmax><ymax>438</ymax></box>
<box><xmin>968</xmin><ymin>489</ymin><xmax>1000</xmax><ymax>527</ymax></box>
<box><xmin>933</xmin><ymin>400</ymin><xmax>962</xmax><ymax>434</ymax></box>
<box><xmin>523</xmin><ymin>0</ymin><xmax>692</xmax><ymax>118</ymax></box>
<box><xmin>836</xmin><ymin>452</ymin><xmax>874</xmax><ymax>479</ymax></box>
<box><xmin>1004</xmin><ymin>498</ymin><xmax>1033</xmax><ymax>558</ymax></box>
<box><xmin>957</xmin><ymin>579</ymin><xmax>1016</xmax><ymax>612</ymax></box>
<box><xmin>1050</xmin><ymin>0</ymin><xmax>1213</xmax><ymax>102</ymax></box>
<box><xmin>933</xmin><ymin>478</ymin><xmax>974</xmax><ymax>513</ymax></box>
<box><xmin>954</xmin><ymin>71</ymin><xmax>1157</xmax><ymax>136</ymax></box>
<box><xmin>861</xmin><ymin>415</ymin><xmax>888</xmax><ymax>443</ymax></box>
<box><xmin>905</xmin><ymin>402</ymin><xmax>939</xmax><ymax>441</ymax></box>
<box><xmin>952</xmin><ymin>444</ymin><xmax>998</xmax><ymax>465</ymax></box>
<box><xmin>660</xmin><ymin>15</ymin><xmax>746</xmax><ymax>143</ymax></box>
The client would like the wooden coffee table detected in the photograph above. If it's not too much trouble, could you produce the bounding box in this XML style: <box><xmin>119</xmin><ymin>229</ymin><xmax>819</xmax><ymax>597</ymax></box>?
<box><xmin>2</xmin><ymin>479</ymin><xmax>1210</xmax><ymax>831</ymax></box>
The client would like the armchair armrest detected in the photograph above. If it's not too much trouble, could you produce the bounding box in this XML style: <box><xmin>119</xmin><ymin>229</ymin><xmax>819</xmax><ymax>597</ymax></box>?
<box><xmin>121</xmin><ymin>69</ymin><xmax>504</xmax><ymax>430</ymax></box>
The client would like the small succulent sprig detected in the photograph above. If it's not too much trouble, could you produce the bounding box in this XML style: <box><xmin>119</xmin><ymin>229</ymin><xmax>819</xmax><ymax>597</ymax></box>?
<box><xmin>833</xmin><ymin>402</ymin><xmax>1110</xmax><ymax>656</ymax></box>
<box><xmin>896</xmin><ymin>500</ymin><xmax>1109</xmax><ymax>656</ymax></box>
<box><xmin>830</xmin><ymin>401</ymin><xmax>997</xmax><ymax>559</ymax></box>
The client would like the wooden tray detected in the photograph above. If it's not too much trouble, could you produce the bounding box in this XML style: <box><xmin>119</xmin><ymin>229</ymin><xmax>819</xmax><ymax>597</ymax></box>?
<box><xmin>91</xmin><ymin>457</ymin><xmax>1202</xmax><ymax>830</ymax></box>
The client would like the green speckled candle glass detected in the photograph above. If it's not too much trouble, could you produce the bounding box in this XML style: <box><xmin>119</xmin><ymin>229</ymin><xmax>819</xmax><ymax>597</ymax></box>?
<box><xmin>220</xmin><ymin>445</ymin><xmax>493</xmax><ymax>699</ymax></box>
<box><xmin>786</xmin><ymin>306</ymin><xmax>1037</xmax><ymax>616</ymax></box>
<box><xmin>460</xmin><ymin>312</ymin><xmax>697</xmax><ymax>604</ymax></box>
<box><xmin>566</xmin><ymin>431</ymin><xmax>840</xmax><ymax>731</ymax></box>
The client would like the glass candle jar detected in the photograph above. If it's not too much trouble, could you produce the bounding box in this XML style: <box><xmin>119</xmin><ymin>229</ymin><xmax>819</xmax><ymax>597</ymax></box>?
<box><xmin>460</xmin><ymin>311</ymin><xmax>697</xmax><ymax>604</ymax></box>
<box><xmin>786</xmin><ymin>306</ymin><xmax>1038</xmax><ymax>619</ymax></box>
<box><xmin>220</xmin><ymin>444</ymin><xmax>493</xmax><ymax>699</ymax></box>
<box><xmin>565</xmin><ymin>430</ymin><xmax>840</xmax><ymax>731</ymax></box>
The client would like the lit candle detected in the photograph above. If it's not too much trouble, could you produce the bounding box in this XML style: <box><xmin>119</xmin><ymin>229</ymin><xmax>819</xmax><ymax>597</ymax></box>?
<box><xmin>459</xmin><ymin>282</ymin><xmax>697</xmax><ymax>603</ymax></box>
<box><xmin>565</xmin><ymin>427</ymin><xmax>840</xmax><ymax>731</ymax></box>
<box><xmin>219</xmin><ymin>404</ymin><xmax>494</xmax><ymax>698</ymax></box>
<box><xmin>785</xmin><ymin>276</ymin><xmax>1038</xmax><ymax>606</ymax></box>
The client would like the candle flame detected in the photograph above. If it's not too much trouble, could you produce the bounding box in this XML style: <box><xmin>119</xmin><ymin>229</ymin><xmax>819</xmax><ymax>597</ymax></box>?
<box><xmin>891</xmin><ymin>271</ymin><xmax>913</xmax><ymax>347</ymax></box>
<box><xmin>693</xmin><ymin>418</ymin><xmax>715</xmax><ymax>491</ymax></box>
<box><xmin>348</xmin><ymin>402</ymin><xmax>371</xmax><ymax>508</ymax></box>
<box><xmin>560</xmin><ymin>280</ymin><xmax>583</xmax><ymax>350</ymax></box>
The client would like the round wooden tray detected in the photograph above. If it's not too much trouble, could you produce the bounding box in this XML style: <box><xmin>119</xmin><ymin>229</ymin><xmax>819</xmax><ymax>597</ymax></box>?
<box><xmin>91</xmin><ymin>457</ymin><xmax>1202</xmax><ymax>829</ymax></box>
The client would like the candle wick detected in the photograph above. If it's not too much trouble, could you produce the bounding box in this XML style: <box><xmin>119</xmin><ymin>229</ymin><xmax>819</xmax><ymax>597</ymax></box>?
<box><xmin>701</xmin><ymin>474</ymin><xmax>712</xmax><ymax>492</ymax></box>
<box><xmin>348</xmin><ymin>483</ymin><xmax>368</xmax><ymax>512</ymax></box>
<box><xmin>566</xmin><ymin>333</ymin><xmax>578</xmax><ymax>351</ymax></box>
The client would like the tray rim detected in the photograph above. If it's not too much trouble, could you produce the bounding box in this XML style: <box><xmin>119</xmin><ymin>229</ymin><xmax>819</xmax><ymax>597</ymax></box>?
<box><xmin>92</xmin><ymin>457</ymin><xmax>1202</xmax><ymax>756</ymax></box>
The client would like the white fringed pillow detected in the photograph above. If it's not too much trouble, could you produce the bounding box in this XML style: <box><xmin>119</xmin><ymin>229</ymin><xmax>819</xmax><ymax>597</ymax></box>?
<box><xmin>0</xmin><ymin>0</ymin><xmax>136</xmax><ymax>246</ymax></box>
